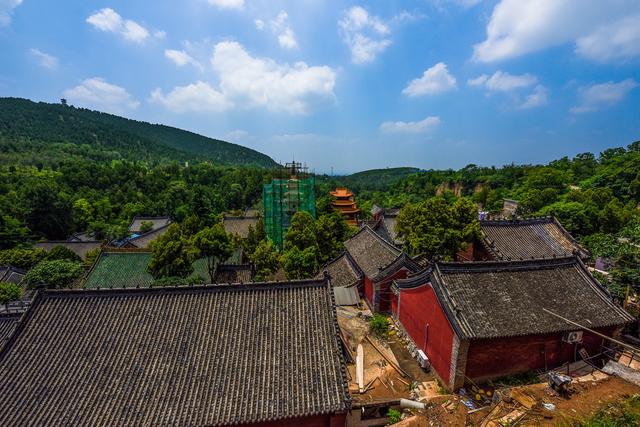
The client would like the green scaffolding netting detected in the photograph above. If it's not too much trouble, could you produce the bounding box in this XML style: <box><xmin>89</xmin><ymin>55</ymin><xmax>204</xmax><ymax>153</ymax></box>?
<box><xmin>263</xmin><ymin>176</ymin><xmax>316</xmax><ymax>249</ymax></box>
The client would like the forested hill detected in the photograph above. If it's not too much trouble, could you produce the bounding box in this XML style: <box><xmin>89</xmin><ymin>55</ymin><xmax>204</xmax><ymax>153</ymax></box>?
<box><xmin>325</xmin><ymin>167</ymin><xmax>420</xmax><ymax>192</ymax></box>
<box><xmin>0</xmin><ymin>98</ymin><xmax>278</xmax><ymax>168</ymax></box>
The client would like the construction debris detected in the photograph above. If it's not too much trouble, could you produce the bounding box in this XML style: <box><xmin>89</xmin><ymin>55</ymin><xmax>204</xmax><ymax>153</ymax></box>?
<box><xmin>356</xmin><ymin>344</ymin><xmax>364</xmax><ymax>393</ymax></box>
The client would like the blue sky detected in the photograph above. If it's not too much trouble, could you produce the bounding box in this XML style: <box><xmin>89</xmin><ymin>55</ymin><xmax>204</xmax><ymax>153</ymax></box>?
<box><xmin>1</xmin><ymin>0</ymin><xmax>639</xmax><ymax>173</ymax></box>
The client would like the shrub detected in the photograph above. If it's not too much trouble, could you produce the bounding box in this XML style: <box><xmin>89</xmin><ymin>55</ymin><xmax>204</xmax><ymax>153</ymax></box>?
<box><xmin>369</xmin><ymin>314</ymin><xmax>390</xmax><ymax>338</ymax></box>
<box><xmin>45</xmin><ymin>245</ymin><xmax>82</xmax><ymax>263</ymax></box>
<box><xmin>387</xmin><ymin>408</ymin><xmax>402</xmax><ymax>425</ymax></box>
<box><xmin>0</xmin><ymin>247</ymin><xmax>48</xmax><ymax>270</ymax></box>
<box><xmin>139</xmin><ymin>220</ymin><xmax>154</xmax><ymax>233</ymax></box>
<box><xmin>0</xmin><ymin>282</ymin><xmax>22</xmax><ymax>304</ymax></box>
<box><xmin>25</xmin><ymin>260</ymin><xmax>84</xmax><ymax>289</ymax></box>
<box><xmin>152</xmin><ymin>275</ymin><xmax>205</xmax><ymax>287</ymax></box>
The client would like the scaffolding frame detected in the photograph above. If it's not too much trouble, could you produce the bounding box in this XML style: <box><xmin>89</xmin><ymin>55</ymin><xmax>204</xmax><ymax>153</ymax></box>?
<box><xmin>263</xmin><ymin>162</ymin><xmax>316</xmax><ymax>249</ymax></box>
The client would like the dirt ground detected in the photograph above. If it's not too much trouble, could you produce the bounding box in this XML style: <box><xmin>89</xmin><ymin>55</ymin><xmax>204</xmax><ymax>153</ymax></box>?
<box><xmin>338</xmin><ymin>306</ymin><xmax>433</xmax><ymax>404</ymax></box>
<box><xmin>519</xmin><ymin>375</ymin><xmax>640</xmax><ymax>426</ymax></box>
<box><xmin>398</xmin><ymin>374</ymin><xmax>640</xmax><ymax>426</ymax></box>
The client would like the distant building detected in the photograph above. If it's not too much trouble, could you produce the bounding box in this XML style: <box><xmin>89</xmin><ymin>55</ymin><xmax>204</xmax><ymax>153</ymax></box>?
<box><xmin>112</xmin><ymin>216</ymin><xmax>174</xmax><ymax>249</ymax></box>
<box><xmin>330</xmin><ymin>187</ymin><xmax>360</xmax><ymax>226</ymax></box>
<box><xmin>263</xmin><ymin>162</ymin><xmax>316</xmax><ymax>249</ymax></box>
<box><xmin>83</xmin><ymin>250</ymin><xmax>251</xmax><ymax>288</ymax></box>
<box><xmin>0</xmin><ymin>266</ymin><xmax>25</xmax><ymax>284</ymax></box>
<box><xmin>222</xmin><ymin>211</ymin><xmax>259</xmax><ymax>239</ymax></box>
<box><xmin>34</xmin><ymin>241</ymin><xmax>102</xmax><ymax>259</ymax></box>
<box><xmin>368</xmin><ymin>206</ymin><xmax>403</xmax><ymax>246</ymax></box>
<box><xmin>457</xmin><ymin>216</ymin><xmax>590</xmax><ymax>261</ymax></box>
<box><xmin>317</xmin><ymin>251</ymin><xmax>363</xmax><ymax>306</ymax></box>
<box><xmin>392</xmin><ymin>257</ymin><xmax>633</xmax><ymax>390</ymax></box>
<box><xmin>128</xmin><ymin>216</ymin><xmax>172</xmax><ymax>233</ymax></box>
<box><xmin>0</xmin><ymin>279</ymin><xmax>350</xmax><ymax>425</ymax></box>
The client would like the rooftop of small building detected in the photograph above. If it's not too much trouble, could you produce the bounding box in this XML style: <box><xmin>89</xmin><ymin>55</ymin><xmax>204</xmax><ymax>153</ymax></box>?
<box><xmin>128</xmin><ymin>216</ymin><xmax>173</xmax><ymax>232</ymax></box>
<box><xmin>396</xmin><ymin>256</ymin><xmax>633</xmax><ymax>340</ymax></box>
<box><xmin>0</xmin><ymin>279</ymin><xmax>350</xmax><ymax>425</ymax></box>
<box><xmin>222</xmin><ymin>215</ymin><xmax>259</xmax><ymax>239</ymax></box>
<box><xmin>480</xmin><ymin>216</ymin><xmax>590</xmax><ymax>260</ymax></box>
<box><xmin>83</xmin><ymin>251</ymin><xmax>247</xmax><ymax>288</ymax></box>
<box><xmin>316</xmin><ymin>251</ymin><xmax>363</xmax><ymax>288</ymax></box>
<box><xmin>344</xmin><ymin>225</ymin><xmax>402</xmax><ymax>279</ymax></box>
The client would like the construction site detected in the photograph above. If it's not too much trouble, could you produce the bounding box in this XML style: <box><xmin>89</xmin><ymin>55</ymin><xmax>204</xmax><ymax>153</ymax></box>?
<box><xmin>338</xmin><ymin>302</ymin><xmax>640</xmax><ymax>427</ymax></box>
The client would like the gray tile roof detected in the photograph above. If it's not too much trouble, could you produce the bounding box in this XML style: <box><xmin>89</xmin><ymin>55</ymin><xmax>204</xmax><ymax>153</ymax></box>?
<box><xmin>0</xmin><ymin>266</ymin><xmax>25</xmax><ymax>284</ymax></box>
<box><xmin>222</xmin><ymin>216</ymin><xmax>259</xmax><ymax>239</ymax></box>
<box><xmin>213</xmin><ymin>264</ymin><xmax>252</xmax><ymax>283</ymax></box>
<box><xmin>344</xmin><ymin>225</ymin><xmax>402</xmax><ymax>279</ymax></box>
<box><xmin>128</xmin><ymin>216</ymin><xmax>172</xmax><ymax>232</ymax></box>
<box><xmin>428</xmin><ymin>257</ymin><xmax>632</xmax><ymax>339</ymax></box>
<box><xmin>126</xmin><ymin>224</ymin><xmax>171</xmax><ymax>249</ymax></box>
<box><xmin>480</xmin><ymin>217</ymin><xmax>589</xmax><ymax>260</ymax></box>
<box><xmin>34</xmin><ymin>241</ymin><xmax>102</xmax><ymax>259</ymax></box>
<box><xmin>0</xmin><ymin>280</ymin><xmax>350</xmax><ymax>425</ymax></box>
<box><xmin>0</xmin><ymin>314</ymin><xmax>20</xmax><ymax>351</ymax></box>
<box><xmin>317</xmin><ymin>251</ymin><xmax>362</xmax><ymax>288</ymax></box>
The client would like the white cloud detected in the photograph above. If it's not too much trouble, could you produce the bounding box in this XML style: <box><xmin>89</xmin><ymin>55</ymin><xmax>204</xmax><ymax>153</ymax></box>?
<box><xmin>571</xmin><ymin>79</ymin><xmax>638</xmax><ymax>113</ymax></box>
<box><xmin>152</xmin><ymin>41</ymin><xmax>336</xmax><ymax>114</ymax></box>
<box><xmin>150</xmin><ymin>81</ymin><xmax>230</xmax><ymax>113</ymax></box>
<box><xmin>518</xmin><ymin>85</ymin><xmax>549</xmax><ymax>109</ymax></box>
<box><xmin>121</xmin><ymin>20</ymin><xmax>149</xmax><ymax>43</ymax></box>
<box><xmin>86</xmin><ymin>8</ymin><xmax>122</xmax><ymax>32</ymax></box>
<box><xmin>270</xmin><ymin>11</ymin><xmax>298</xmax><ymax>49</ymax></box>
<box><xmin>339</xmin><ymin>6</ymin><xmax>391</xmax><ymax>64</ymax></box>
<box><xmin>473</xmin><ymin>0</ymin><xmax>640</xmax><ymax>63</ymax></box>
<box><xmin>86</xmin><ymin>8</ymin><xmax>152</xmax><ymax>44</ymax></box>
<box><xmin>380</xmin><ymin>116</ymin><xmax>441</xmax><ymax>133</ymax></box>
<box><xmin>63</xmin><ymin>78</ymin><xmax>139</xmax><ymax>114</ymax></box>
<box><xmin>164</xmin><ymin>49</ymin><xmax>203</xmax><ymax>70</ymax></box>
<box><xmin>212</xmin><ymin>41</ymin><xmax>335</xmax><ymax>113</ymax></box>
<box><xmin>468</xmin><ymin>71</ymin><xmax>537</xmax><ymax>91</ymax></box>
<box><xmin>30</xmin><ymin>48</ymin><xmax>58</xmax><ymax>70</ymax></box>
<box><xmin>254</xmin><ymin>19</ymin><xmax>265</xmax><ymax>30</ymax></box>
<box><xmin>402</xmin><ymin>62</ymin><xmax>457</xmax><ymax>96</ymax></box>
<box><xmin>154</xmin><ymin>30</ymin><xmax>167</xmax><ymax>40</ymax></box>
<box><xmin>575</xmin><ymin>15</ymin><xmax>640</xmax><ymax>62</ymax></box>
<box><xmin>0</xmin><ymin>0</ymin><xmax>22</xmax><ymax>27</ymax></box>
<box><xmin>207</xmin><ymin>0</ymin><xmax>244</xmax><ymax>10</ymax></box>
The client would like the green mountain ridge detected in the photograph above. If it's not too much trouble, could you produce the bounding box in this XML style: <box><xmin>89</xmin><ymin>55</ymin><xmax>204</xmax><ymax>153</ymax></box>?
<box><xmin>0</xmin><ymin>97</ymin><xmax>278</xmax><ymax>168</ymax></box>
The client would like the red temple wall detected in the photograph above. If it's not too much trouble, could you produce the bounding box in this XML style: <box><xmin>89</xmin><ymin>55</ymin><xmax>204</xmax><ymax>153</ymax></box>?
<box><xmin>397</xmin><ymin>284</ymin><xmax>455</xmax><ymax>385</ymax></box>
<box><xmin>464</xmin><ymin>327</ymin><xmax>616</xmax><ymax>383</ymax></box>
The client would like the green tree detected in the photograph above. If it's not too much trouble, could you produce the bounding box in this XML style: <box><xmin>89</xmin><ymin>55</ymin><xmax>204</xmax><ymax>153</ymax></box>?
<box><xmin>192</xmin><ymin>224</ymin><xmax>234</xmax><ymax>282</ymax></box>
<box><xmin>0</xmin><ymin>247</ymin><xmax>48</xmax><ymax>270</ymax></box>
<box><xmin>281</xmin><ymin>212</ymin><xmax>322</xmax><ymax>279</ymax></box>
<box><xmin>315</xmin><ymin>211</ymin><xmax>353</xmax><ymax>264</ymax></box>
<box><xmin>251</xmin><ymin>240</ymin><xmax>280</xmax><ymax>281</ymax></box>
<box><xmin>139</xmin><ymin>220</ymin><xmax>154</xmax><ymax>233</ymax></box>
<box><xmin>25</xmin><ymin>260</ymin><xmax>84</xmax><ymax>289</ymax></box>
<box><xmin>283</xmin><ymin>211</ymin><xmax>317</xmax><ymax>251</ymax></box>
<box><xmin>0</xmin><ymin>215</ymin><xmax>29</xmax><ymax>249</ymax></box>
<box><xmin>0</xmin><ymin>282</ymin><xmax>22</xmax><ymax>304</ymax></box>
<box><xmin>281</xmin><ymin>246</ymin><xmax>319</xmax><ymax>279</ymax></box>
<box><xmin>45</xmin><ymin>245</ymin><xmax>82</xmax><ymax>263</ymax></box>
<box><xmin>148</xmin><ymin>224</ymin><xmax>196</xmax><ymax>279</ymax></box>
<box><xmin>396</xmin><ymin>197</ymin><xmax>481</xmax><ymax>260</ymax></box>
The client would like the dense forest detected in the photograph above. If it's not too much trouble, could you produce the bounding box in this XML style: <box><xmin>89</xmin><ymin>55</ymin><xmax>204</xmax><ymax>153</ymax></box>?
<box><xmin>0</xmin><ymin>98</ymin><xmax>277</xmax><ymax>167</ymax></box>
<box><xmin>322</xmin><ymin>141</ymin><xmax>640</xmax><ymax>299</ymax></box>
<box><xmin>0</xmin><ymin>97</ymin><xmax>638</xmax><ymax>300</ymax></box>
